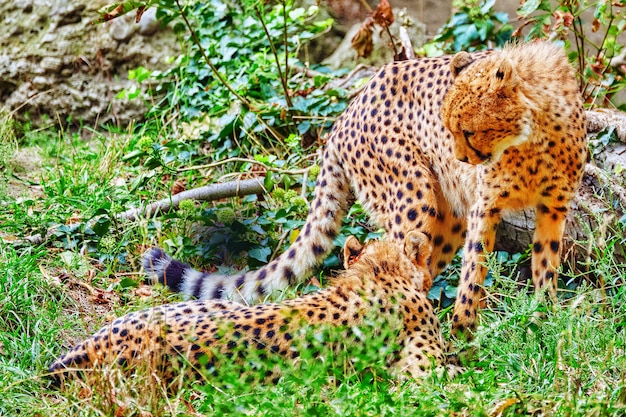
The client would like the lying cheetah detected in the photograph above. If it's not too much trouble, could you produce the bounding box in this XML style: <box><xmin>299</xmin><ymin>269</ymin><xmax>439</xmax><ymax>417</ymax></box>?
<box><xmin>144</xmin><ymin>41</ymin><xmax>587</xmax><ymax>336</ymax></box>
<box><xmin>50</xmin><ymin>232</ymin><xmax>456</xmax><ymax>384</ymax></box>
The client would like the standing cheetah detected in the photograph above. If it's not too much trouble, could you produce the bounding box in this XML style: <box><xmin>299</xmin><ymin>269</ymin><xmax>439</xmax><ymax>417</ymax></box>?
<box><xmin>144</xmin><ymin>41</ymin><xmax>587</xmax><ymax>336</ymax></box>
<box><xmin>50</xmin><ymin>232</ymin><xmax>456</xmax><ymax>384</ymax></box>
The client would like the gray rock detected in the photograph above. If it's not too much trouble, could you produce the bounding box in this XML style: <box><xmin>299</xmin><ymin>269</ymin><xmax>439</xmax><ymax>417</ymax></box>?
<box><xmin>0</xmin><ymin>0</ymin><xmax>180</xmax><ymax>128</ymax></box>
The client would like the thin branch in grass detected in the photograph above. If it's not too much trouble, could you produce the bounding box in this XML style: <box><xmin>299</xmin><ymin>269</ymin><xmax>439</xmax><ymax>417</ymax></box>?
<box><xmin>119</xmin><ymin>156</ymin><xmax>314</xmax><ymax>221</ymax></box>
<box><xmin>177</xmin><ymin>156</ymin><xmax>310</xmax><ymax>175</ymax></box>
<box><xmin>282</xmin><ymin>0</ymin><xmax>289</xmax><ymax>93</ymax></box>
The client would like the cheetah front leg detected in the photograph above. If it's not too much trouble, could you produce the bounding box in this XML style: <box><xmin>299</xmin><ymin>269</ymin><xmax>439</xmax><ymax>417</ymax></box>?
<box><xmin>530</xmin><ymin>204</ymin><xmax>567</xmax><ymax>299</ymax></box>
<box><xmin>451</xmin><ymin>202</ymin><xmax>501</xmax><ymax>336</ymax></box>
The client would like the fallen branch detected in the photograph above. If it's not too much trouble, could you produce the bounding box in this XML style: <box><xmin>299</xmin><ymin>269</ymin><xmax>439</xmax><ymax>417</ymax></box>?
<box><xmin>119</xmin><ymin>177</ymin><xmax>266</xmax><ymax>221</ymax></box>
<box><xmin>586</xmin><ymin>108</ymin><xmax>626</xmax><ymax>142</ymax></box>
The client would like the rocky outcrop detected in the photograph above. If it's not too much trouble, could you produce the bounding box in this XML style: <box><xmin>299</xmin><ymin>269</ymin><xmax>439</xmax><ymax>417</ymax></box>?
<box><xmin>0</xmin><ymin>0</ymin><xmax>180</xmax><ymax>128</ymax></box>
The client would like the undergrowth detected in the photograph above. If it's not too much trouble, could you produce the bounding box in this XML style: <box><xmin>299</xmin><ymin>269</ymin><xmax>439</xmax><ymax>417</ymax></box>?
<box><xmin>0</xmin><ymin>110</ymin><xmax>624</xmax><ymax>416</ymax></box>
<box><xmin>0</xmin><ymin>0</ymin><xmax>625</xmax><ymax>415</ymax></box>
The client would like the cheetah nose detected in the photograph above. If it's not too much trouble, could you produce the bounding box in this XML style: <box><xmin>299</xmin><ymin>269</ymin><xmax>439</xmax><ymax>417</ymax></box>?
<box><xmin>460</xmin><ymin>156</ymin><xmax>469</xmax><ymax>163</ymax></box>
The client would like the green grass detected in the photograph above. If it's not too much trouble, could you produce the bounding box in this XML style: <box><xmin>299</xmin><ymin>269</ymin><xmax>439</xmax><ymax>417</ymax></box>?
<box><xmin>0</xmin><ymin>120</ymin><xmax>625</xmax><ymax>416</ymax></box>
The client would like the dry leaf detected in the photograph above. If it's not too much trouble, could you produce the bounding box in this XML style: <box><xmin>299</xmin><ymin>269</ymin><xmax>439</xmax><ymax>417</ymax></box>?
<box><xmin>591</xmin><ymin>56</ymin><xmax>605</xmax><ymax>77</ymax></box>
<box><xmin>135</xmin><ymin>5</ymin><xmax>146</xmax><ymax>23</ymax></box>
<box><xmin>395</xmin><ymin>47</ymin><xmax>408</xmax><ymax>61</ymax></box>
<box><xmin>351</xmin><ymin>18</ymin><xmax>375</xmax><ymax>58</ymax></box>
<box><xmin>132</xmin><ymin>284</ymin><xmax>156</xmax><ymax>298</ymax></box>
<box><xmin>101</xmin><ymin>4</ymin><xmax>125</xmax><ymax>23</ymax></box>
<box><xmin>553</xmin><ymin>10</ymin><xmax>574</xmax><ymax>29</ymax></box>
<box><xmin>289</xmin><ymin>228</ymin><xmax>300</xmax><ymax>244</ymax></box>
<box><xmin>67</xmin><ymin>211</ymin><xmax>82</xmax><ymax>225</ymax></box>
<box><xmin>489</xmin><ymin>397</ymin><xmax>520</xmax><ymax>417</ymax></box>
<box><xmin>372</xmin><ymin>0</ymin><xmax>394</xmax><ymax>27</ymax></box>
<box><xmin>78</xmin><ymin>386</ymin><xmax>92</xmax><ymax>399</ymax></box>
<box><xmin>308</xmin><ymin>276</ymin><xmax>321</xmax><ymax>288</ymax></box>
<box><xmin>592</xmin><ymin>18</ymin><xmax>601</xmax><ymax>32</ymax></box>
<box><xmin>114</xmin><ymin>405</ymin><xmax>129</xmax><ymax>417</ymax></box>
<box><xmin>91</xmin><ymin>288</ymin><xmax>115</xmax><ymax>305</ymax></box>
<box><xmin>171</xmin><ymin>179</ymin><xmax>186</xmax><ymax>195</ymax></box>
<box><xmin>39</xmin><ymin>265</ymin><xmax>62</xmax><ymax>286</ymax></box>
<box><xmin>511</xmin><ymin>21</ymin><xmax>531</xmax><ymax>38</ymax></box>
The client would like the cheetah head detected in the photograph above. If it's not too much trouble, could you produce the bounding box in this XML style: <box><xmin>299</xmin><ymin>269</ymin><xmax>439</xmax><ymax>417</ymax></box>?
<box><xmin>441</xmin><ymin>51</ymin><xmax>533</xmax><ymax>165</ymax></box>
<box><xmin>343</xmin><ymin>231</ymin><xmax>433</xmax><ymax>291</ymax></box>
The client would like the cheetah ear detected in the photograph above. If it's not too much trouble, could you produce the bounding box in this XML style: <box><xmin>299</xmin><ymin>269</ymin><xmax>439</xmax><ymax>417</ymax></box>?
<box><xmin>404</xmin><ymin>231</ymin><xmax>432</xmax><ymax>268</ymax></box>
<box><xmin>343</xmin><ymin>236</ymin><xmax>364</xmax><ymax>268</ymax></box>
<box><xmin>491</xmin><ymin>57</ymin><xmax>517</xmax><ymax>89</ymax></box>
<box><xmin>450</xmin><ymin>51</ymin><xmax>474</xmax><ymax>78</ymax></box>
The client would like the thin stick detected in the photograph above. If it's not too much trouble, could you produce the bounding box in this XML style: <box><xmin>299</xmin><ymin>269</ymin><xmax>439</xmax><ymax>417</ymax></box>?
<box><xmin>177</xmin><ymin>156</ymin><xmax>310</xmax><ymax>175</ymax></box>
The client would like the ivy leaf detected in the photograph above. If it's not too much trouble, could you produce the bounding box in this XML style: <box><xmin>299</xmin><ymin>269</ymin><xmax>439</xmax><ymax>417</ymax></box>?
<box><xmin>249</xmin><ymin>247</ymin><xmax>271</xmax><ymax>263</ymax></box>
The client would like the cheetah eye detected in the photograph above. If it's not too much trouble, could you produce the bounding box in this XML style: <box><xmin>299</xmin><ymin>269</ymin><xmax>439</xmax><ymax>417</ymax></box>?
<box><xmin>462</xmin><ymin>130</ymin><xmax>474</xmax><ymax>140</ymax></box>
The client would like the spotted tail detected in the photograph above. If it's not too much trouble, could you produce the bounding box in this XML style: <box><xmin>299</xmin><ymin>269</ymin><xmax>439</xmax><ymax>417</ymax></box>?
<box><xmin>144</xmin><ymin>142</ymin><xmax>351</xmax><ymax>303</ymax></box>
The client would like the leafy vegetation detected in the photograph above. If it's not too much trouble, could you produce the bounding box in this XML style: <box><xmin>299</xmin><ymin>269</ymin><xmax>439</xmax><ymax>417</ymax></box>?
<box><xmin>513</xmin><ymin>0</ymin><xmax>626</xmax><ymax>107</ymax></box>
<box><xmin>423</xmin><ymin>0</ymin><xmax>626</xmax><ymax>108</ymax></box>
<box><xmin>422</xmin><ymin>0</ymin><xmax>513</xmax><ymax>54</ymax></box>
<box><xmin>0</xmin><ymin>0</ymin><xmax>625</xmax><ymax>415</ymax></box>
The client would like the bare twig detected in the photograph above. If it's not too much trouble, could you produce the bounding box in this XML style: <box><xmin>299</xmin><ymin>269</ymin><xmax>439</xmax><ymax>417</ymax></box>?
<box><xmin>177</xmin><ymin>157</ymin><xmax>310</xmax><ymax>175</ymax></box>
<box><xmin>398</xmin><ymin>26</ymin><xmax>416</xmax><ymax>60</ymax></box>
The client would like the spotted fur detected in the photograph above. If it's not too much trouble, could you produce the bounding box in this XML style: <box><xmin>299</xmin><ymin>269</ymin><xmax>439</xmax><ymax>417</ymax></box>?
<box><xmin>50</xmin><ymin>232</ymin><xmax>457</xmax><ymax>384</ymax></box>
<box><xmin>144</xmin><ymin>41</ymin><xmax>587</xmax><ymax>336</ymax></box>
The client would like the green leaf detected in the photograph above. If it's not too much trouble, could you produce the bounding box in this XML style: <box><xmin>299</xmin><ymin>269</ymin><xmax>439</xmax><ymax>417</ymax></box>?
<box><xmin>92</xmin><ymin>219</ymin><xmax>110</xmax><ymax>237</ymax></box>
<box><xmin>480</xmin><ymin>0</ymin><xmax>496</xmax><ymax>15</ymax></box>
<box><xmin>493</xmin><ymin>11</ymin><xmax>510</xmax><ymax>24</ymax></box>
<box><xmin>444</xmin><ymin>284</ymin><xmax>458</xmax><ymax>299</ymax></box>
<box><xmin>517</xmin><ymin>0</ymin><xmax>541</xmax><ymax>18</ymax></box>
<box><xmin>453</xmin><ymin>25</ymin><xmax>478</xmax><ymax>51</ymax></box>
<box><xmin>119</xmin><ymin>277</ymin><xmax>139</xmax><ymax>289</ymax></box>
<box><xmin>595</xmin><ymin>126</ymin><xmax>617</xmax><ymax>147</ymax></box>
<box><xmin>496</xmin><ymin>251</ymin><xmax>510</xmax><ymax>263</ymax></box>
<box><xmin>264</xmin><ymin>173</ymin><xmax>274</xmax><ymax>191</ymax></box>
<box><xmin>121</xmin><ymin>149</ymin><xmax>146</xmax><ymax>162</ymax></box>
<box><xmin>249</xmin><ymin>246</ymin><xmax>271</xmax><ymax>263</ymax></box>
<box><xmin>475</xmin><ymin>20</ymin><xmax>495</xmax><ymax>40</ymax></box>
